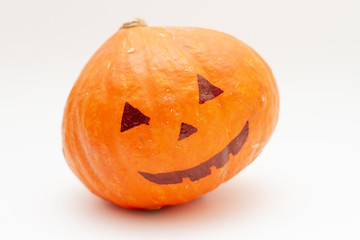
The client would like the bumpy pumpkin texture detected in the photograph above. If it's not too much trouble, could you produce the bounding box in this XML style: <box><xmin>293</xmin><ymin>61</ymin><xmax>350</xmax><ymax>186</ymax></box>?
<box><xmin>62</xmin><ymin>19</ymin><xmax>279</xmax><ymax>209</ymax></box>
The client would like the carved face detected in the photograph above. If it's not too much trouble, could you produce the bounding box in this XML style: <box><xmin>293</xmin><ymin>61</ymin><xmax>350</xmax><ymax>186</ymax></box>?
<box><xmin>120</xmin><ymin>74</ymin><xmax>249</xmax><ymax>184</ymax></box>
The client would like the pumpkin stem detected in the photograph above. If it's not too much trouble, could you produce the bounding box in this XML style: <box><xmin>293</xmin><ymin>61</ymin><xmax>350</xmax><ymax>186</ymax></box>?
<box><xmin>120</xmin><ymin>18</ymin><xmax>147</xmax><ymax>29</ymax></box>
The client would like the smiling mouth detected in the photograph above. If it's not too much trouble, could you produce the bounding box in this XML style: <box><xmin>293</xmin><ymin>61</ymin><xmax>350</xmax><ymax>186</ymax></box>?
<box><xmin>138</xmin><ymin>121</ymin><xmax>249</xmax><ymax>185</ymax></box>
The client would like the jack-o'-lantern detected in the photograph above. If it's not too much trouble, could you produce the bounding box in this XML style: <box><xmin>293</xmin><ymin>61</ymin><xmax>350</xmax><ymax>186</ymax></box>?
<box><xmin>62</xmin><ymin>18</ymin><xmax>279</xmax><ymax>209</ymax></box>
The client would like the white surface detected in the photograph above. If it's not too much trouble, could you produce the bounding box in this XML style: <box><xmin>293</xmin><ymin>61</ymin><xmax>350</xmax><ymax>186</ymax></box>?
<box><xmin>1</xmin><ymin>0</ymin><xmax>359</xmax><ymax>239</ymax></box>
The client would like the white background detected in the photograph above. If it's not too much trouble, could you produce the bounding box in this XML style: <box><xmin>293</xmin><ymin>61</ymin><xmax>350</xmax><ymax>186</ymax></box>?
<box><xmin>1</xmin><ymin>0</ymin><xmax>359</xmax><ymax>239</ymax></box>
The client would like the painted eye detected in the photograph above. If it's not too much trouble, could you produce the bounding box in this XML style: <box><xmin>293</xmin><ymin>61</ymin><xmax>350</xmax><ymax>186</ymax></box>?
<box><xmin>197</xmin><ymin>74</ymin><xmax>224</xmax><ymax>104</ymax></box>
<box><xmin>120</xmin><ymin>102</ymin><xmax>150</xmax><ymax>132</ymax></box>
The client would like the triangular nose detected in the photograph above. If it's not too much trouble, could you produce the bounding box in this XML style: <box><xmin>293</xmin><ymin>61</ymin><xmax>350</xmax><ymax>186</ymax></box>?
<box><xmin>178</xmin><ymin>122</ymin><xmax>198</xmax><ymax>141</ymax></box>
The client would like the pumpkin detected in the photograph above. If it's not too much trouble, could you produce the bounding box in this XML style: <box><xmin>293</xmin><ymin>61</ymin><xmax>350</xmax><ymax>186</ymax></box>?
<box><xmin>62</xmin><ymin>18</ymin><xmax>279</xmax><ymax>209</ymax></box>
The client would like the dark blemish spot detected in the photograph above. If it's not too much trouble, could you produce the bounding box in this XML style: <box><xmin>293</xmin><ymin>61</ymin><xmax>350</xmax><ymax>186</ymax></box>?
<box><xmin>120</xmin><ymin>102</ymin><xmax>150</xmax><ymax>132</ymax></box>
<box><xmin>178</xmin><ymin>122</ymin><xmax>198</xmax><ymax>141</ymax></box>
<box><xmin>197</xmin><ymin>74</ymin><xmax>224</xmax><ymax>104</ymax></box>
<box><xmin>138</xmin><ymin>121</ymin><xmax>249</xmax><ymax>184</ymax></box>
<box><xmin>138</xmin><ymin>136</ymin><xmax>144</xmax><ymax>142</ymax></box>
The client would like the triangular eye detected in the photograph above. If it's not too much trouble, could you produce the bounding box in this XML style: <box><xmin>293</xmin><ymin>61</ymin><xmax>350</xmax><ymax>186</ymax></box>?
<box><xmin>178</xmin><ymin>122</ymin><xmax>198</xmax><ymax>141</ymax></box>
<box><xmin>197</xmin><ymin>74</ymin><xmax>224</xmax><ymax>104</ymax></box>
<box><xmin>121</xmin><ymin>102</ymin><xmax>150</xmax><ymax>132</ymax></box>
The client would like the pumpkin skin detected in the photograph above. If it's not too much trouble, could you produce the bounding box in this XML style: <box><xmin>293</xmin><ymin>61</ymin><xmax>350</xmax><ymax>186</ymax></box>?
<box><xmin>62</xmin><ymin>20</ymin><xmax>279</xmax><ymax>209</ymax></box>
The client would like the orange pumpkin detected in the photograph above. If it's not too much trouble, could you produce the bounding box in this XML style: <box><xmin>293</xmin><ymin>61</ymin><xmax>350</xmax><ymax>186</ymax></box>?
<box><xmin>62</xmin><ymin>18</ymin><xmax>279</xmax><ymax>209</ymax></box>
